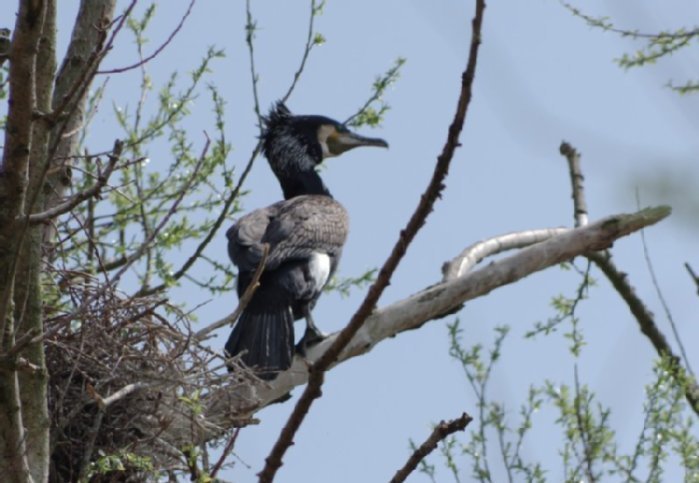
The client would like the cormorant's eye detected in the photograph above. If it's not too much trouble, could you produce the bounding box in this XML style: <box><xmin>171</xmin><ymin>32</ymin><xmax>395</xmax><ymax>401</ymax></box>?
<box><xmin>335</xmin><ymin>124</ymin><xmax>349</xmax><ymax>134</ymax></box>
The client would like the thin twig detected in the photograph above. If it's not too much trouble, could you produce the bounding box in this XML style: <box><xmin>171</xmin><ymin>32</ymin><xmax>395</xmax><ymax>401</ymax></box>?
<box><xmin>635</xmin><ymin>190</ymin><xmax>695</xmax><ymax>378</ymax></box>
<box><xmin>281</xmin><ymin>0</ymin><xmax>320</xmax><ymax>103</ymax></box>
<box><xmin>28</xmin><ymin>140</ymin><xmax>123</xmax><ymax>224</ymax></box>
<box><xmin>136</xmin><ymin>142</ymin><xmax>262</xmax><ymax>297</ymax></box>
<box><xmin>245</xmin><ymin>0</ymin><xmax>263</xmax><ymax>124</ymax></box>
<box><xmin>573</xmin><ymin>366</ymin><xmax>596</xmax><ymax>483</ymax></box>
<box><xmin>110</xmin><ymin>135</ymin><xmax>210</xmax><ymax>288</ymax></box>
<box><xmin>257</xmin><ymin>2</ymin><xmax>487</xmax><ymax>481</ymax></box>
<box><xmin>97</xmin><ymin>0</ymin><xmax>196</xmax><ymax>74</ymax></box>
<box><xmin>390</xmin><ymin>413</ymin><xmax>472</xmax><ymax>483</ymax></box>
<box><xmin>194</xmin><ymin>244</ymin><xmax>269</xmax><ymax>341</ymax></box>
<box><xmin>685</xmin><ymin>262</ymin><xmax>699</xmax><ymax>295</ymax></box>
<box><xmin>561</xmin><ymin>2</ymin><xmax>699</xmax><ymax>40</ymax></box>
<box><xmin>210</xmin><ymin>428</ymin><xmax>241</xmax><ymax>478</ymax></box>
<box><xmin>77</xmin><ymin>408</ymin><xmax>105</xmax><ymax>481</ymax></box>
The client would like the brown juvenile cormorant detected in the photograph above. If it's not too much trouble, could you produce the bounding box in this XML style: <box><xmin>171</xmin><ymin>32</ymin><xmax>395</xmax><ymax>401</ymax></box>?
<box><xmin>225</xmin><ymin>102</ymin><xmax>388</xmax><ymax>379</ymax></box>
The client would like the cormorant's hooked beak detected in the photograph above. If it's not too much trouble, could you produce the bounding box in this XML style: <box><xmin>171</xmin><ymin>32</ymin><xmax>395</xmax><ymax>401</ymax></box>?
<box><xmin>326</xmin><ymin>129</ymin><xmax>389</xmax><ymax>157</ymax></box>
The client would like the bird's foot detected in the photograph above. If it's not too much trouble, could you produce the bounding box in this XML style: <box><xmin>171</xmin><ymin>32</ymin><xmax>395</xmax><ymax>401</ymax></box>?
<box><xmin>296</xmin><ymin>328</ymin><xmax>327</xmax><ymax>356</ymax></box>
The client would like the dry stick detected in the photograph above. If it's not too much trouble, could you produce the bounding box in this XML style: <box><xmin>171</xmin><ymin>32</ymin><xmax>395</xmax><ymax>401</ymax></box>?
<box><xmin>257</xmin><ymin>2</ymin><xmax>487</xmax><ymax>481</ymax></box>
<box><xmin>194</xmin><ymin>244</ymin><xmax>269</xmax><ymax>341</ymax></box>
<box><xmin>559</xmin><ymin>142</ymin><xmax>699</xmax><ymax>417</ymax></box>
<box><xmin>390</xmin><ymin>412</ymin><xmax>472</xmax><ymax>483</ymax></box>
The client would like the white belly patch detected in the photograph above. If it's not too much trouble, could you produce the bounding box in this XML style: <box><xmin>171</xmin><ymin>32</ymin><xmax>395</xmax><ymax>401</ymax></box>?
<box><xmin>308</xmin><ymin>252</ymin><xmax>331</xmax><ymax>291</ymax></box>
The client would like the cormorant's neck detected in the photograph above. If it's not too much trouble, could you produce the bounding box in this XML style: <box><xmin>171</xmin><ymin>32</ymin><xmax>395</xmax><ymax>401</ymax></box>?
<box><xmin>279</xmin><ymin>169</ymin><xmax>332</xmax><ymax>200</ymax></box>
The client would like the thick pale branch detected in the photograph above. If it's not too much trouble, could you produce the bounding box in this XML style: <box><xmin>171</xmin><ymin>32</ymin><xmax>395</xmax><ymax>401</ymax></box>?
<box><xmin>560</xmin><ymin>141</ymin><xmax>588</xmax><ymax>227</ymax></box>
<box><xmin>442</xmin><ymin>227</ymin><xmax>569</xmax><ymax>281</ymax></box>
<box><xmin>186</xmin><ymin>207</ymin><xmax>670</xmax><ymax>446</ymax></box>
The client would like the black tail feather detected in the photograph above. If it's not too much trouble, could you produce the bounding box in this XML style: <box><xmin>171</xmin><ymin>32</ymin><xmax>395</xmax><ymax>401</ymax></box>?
<box><xmin>224</xmin><ymin>307</ymin><xmax>294</xmax><ymax>380</ymax></box>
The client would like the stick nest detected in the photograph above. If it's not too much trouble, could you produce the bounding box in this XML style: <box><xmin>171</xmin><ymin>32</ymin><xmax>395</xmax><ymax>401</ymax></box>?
<box><xmin>45</xmin><ymin>271</ymin><xmax>252</xmax><ymax>482</ymax></box>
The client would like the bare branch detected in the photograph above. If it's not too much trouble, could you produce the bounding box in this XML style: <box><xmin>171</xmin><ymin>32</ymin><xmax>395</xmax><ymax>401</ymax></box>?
<box><xmin>390</xmin><ymin>412</ymin><xmax>472</xmax><ymax>483</ymax></box>
<box><xmin>442</xmin><ymin>228</ymin><xmax>569</xmax><ymax>282</ymax></box>
<box><xmin>588</xmin><ymin>251</ymin><xmax>699</xmax><ymax>416</ymax></box>
<box><xmin>560</xmin><ymin>141</ymin><xmax>588</xmax><ymax>227</ymax></box>
<box><xmin>281</xmin><ymin>0</ymin><xmax>322</xmax><ymax>103</ymax></box>
<box><xmin>97</xmin><ymin>0</ymin><xmax>196</xmax><ymax>75</ymax></box>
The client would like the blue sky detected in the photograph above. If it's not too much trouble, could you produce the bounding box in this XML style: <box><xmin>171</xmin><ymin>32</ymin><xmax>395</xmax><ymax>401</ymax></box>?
<box><xmin>31</xmin><ymin>0</ymin><xmax>699</xmax><ymax>481</ymax></box>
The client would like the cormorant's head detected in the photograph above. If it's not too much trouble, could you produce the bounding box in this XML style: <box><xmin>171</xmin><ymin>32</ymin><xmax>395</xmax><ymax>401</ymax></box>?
<box><xmin>261</xmin><ymin>101</ymin><xmax>388</xmax><ymax>199</ymax></box>
<box><xmin>261</xmin><ymin>101</ymin><xmax>388</xmax><ymax>173</ymax></box>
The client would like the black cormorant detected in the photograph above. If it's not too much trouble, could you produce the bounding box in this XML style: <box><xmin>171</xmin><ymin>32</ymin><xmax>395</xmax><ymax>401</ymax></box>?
<box><xmin>225</xmin><ymin>102</ymin><xmax>388</xmax><ymax>379</ymax></box>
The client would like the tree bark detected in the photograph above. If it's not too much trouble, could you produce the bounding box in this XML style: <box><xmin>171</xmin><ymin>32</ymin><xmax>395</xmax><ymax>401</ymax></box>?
<box><xmin>12</xmin><ymin>2</ymin><xmax>56</xmax><ymax>482</ymax></box>
<box><xmin>0</xmin><ymin>2</ymin><xmax>48</xmax><ymax>481</ymax></box>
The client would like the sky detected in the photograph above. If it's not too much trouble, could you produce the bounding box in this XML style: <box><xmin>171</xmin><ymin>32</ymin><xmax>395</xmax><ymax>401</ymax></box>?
<box><xmin>14</xmin><ymin>0</ymin><xmax>699</xmax><ymax>481</ymax></box>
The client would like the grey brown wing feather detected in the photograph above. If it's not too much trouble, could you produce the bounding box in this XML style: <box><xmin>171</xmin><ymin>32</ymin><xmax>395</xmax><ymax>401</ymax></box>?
<box><xmin>226</xmin><ymin>203</ymin><xmax>281</xmax><ymax>272</ymax></box>
<box><xmin>261</xmin><ymin>195</ymin><xmax>348</xmax><ymax>269</ymax></box>
<box><xmin>227</xmin><ymin>195</ymin><xmax>348</xmax><ymax>272</ymax></box>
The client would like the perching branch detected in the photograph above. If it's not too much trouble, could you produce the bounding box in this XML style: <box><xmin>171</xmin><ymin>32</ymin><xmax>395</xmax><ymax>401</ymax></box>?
<box><xmin>258</xmin><ymin>1</ymin><xmax>487</xmax><ymax>481</ymax></box>
<box><xmin>188</xmin><ymin>206</ymin><xmax>672</xmax><ymax>451</ymax></box>
<box><xmin>390</xmin><ymin>412</ymin><xmax>473</xmax><ymax>483</ymax></box>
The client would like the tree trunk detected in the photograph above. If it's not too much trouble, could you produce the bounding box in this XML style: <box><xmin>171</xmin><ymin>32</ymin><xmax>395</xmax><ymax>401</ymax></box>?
<box><xmin>0</xmin><ymin>1</ymin><xmax>115</xmax><ymax>480</ymax></box>
<box><xmin>0</xmin><ymin>1</ymin><xmax>49</xmax><ymax>481</ymax></box>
